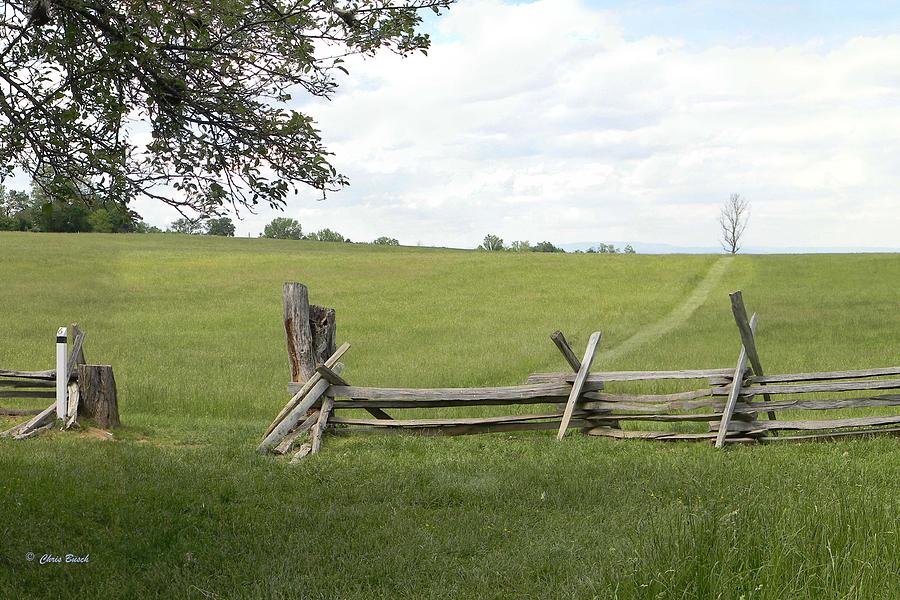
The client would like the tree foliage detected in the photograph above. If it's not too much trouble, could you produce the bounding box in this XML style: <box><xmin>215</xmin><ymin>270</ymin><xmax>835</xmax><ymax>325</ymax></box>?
<box><xmin>206</xmin><ymin>217</ymin><xmax>235</xmax><ymax>236</ymax></box>
<box><xmin>478</xmin><ymin>234</ymin><xmax>504</xmax><ymax>251</ymax></box>
<box><xmin>263</xmin><ymin>217</ymin><xmax>303</xmax><ymax>240</ymax></box>
<box><xmin>372</xmin><ymin>236</ymin><xmax>399</xmax><ymax>246</ymax></box>
<box><xmin>306</xmin><ymin>228</ymin><xmax>346</xmax><ymax>242</ymax></box>
<box><xmin>168</xmin><ymin>217</ymin><xmax>204</xmax><ymax>234</ymax></box>
<box><xmin>0</xmin><ymin>0</ymin><xmax>453</xmax><ymax>216</ymax></box>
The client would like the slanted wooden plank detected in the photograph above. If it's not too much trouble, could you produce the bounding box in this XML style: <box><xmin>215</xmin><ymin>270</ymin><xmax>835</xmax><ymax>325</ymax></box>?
<box><xmin>550</xmin><ymin>331</ymin><xmax>581</xmax><ymax>371</ymax></box>
<box><xmin>263</xmin><ymin>342</ymin><xmax>350</xmax><ymax>439</ymax></box>
<box><xmin>310</xmin><ymin>393</ymin><xmax>334</xmax><ymax>454</ymax></box>
<box><xmin>274</xmin><ymin>410</ymin><xmax>320</xmax><ymax>455</ymax></box>
<box><xmin>1</xmin><ymin>403</ymin><xmax>55</xmax><ymax>438</ymax></box>
<box><xmin>315</xmin><ymin>365</ymin><xmax>391</xmax><ymax>419</ymax></box>
<box><xmin>716</xmin><ymin>313</ymin><xmax>758</xmax><ymax>448</ymax></box>
<box><xmin>66</xmin><ymin>326</ymin><xmax>86</xmax><ymax>378</ymax></box>
<box><xmin>316</xmin><ymin>365</ymin><xmax>349</xmax><ymax>386</ymax></box>
<box><xmin>258</xmin><ymin>363</ymin><xmax>344</xmax><ymax>453</ymax></box>
<box><xmin>729</xmin><ymin>291</ymin><xmax>776</xmax><ymax>421</ymax></box>
<box><xmin>558</xmin><ymin>331</ymin><xmax>602</xmax><ymax>440</ymax></box>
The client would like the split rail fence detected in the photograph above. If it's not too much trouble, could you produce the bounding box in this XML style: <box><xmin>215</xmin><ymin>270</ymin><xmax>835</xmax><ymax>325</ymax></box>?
<box><xmin>1</xmin><ymin>324</ymin><xmax>119</xmax><ymax>440</ymax></box>
<box><xmin>259</xmin><ymin>283</ymin><xmax>900</xmax><ymax>461</ymax></box>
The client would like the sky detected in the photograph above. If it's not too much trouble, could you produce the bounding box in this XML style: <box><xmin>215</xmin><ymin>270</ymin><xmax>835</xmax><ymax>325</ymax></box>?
<box><xmin>130</xmin><ymin>1</ymin><xmax>900</xmax><ymax>249</ymax></box>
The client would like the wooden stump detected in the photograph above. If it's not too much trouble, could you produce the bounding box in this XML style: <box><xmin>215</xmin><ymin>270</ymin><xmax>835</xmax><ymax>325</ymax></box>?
<box><xmin>283</xmin><ymin>282</ymin><xmax>337</xmax><ymax>384</ymax></box>
<box><xmin>77</xmin><ymin>365</ymin><xmax>120</xmax><ymax>428</ymax></box>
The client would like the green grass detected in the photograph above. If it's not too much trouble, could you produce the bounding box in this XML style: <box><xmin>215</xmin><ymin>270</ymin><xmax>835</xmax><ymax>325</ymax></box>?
<box><xmin>1</xmin><ymin>233</ymin><xmax>898</xmax><ymax>599</ymax></box>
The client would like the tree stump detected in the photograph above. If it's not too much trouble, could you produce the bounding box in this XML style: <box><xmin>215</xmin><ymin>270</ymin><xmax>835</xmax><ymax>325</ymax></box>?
<box><xmin>283</xmin><ymin>282</ymin><xmax>337</xmax><ymax>384</ymax></box>
<box><xmin>77</xmin><ymin>365</ymin><xmax>120</xmax><ymax>428</ymax></box>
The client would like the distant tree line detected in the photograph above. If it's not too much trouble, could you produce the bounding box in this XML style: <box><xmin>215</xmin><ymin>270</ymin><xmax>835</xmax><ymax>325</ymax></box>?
<box><xmin>477</xmin><ymin>235</ymin><xmax>635</xmax><ymax>254</ymax></box>
<box><xmin>0</xmin><ymin>183</ymin><xmax>157</xmax><ymax>233</ymax></box>
<box><xmin>260</xmin><ymin>217</ymin><xmax>398</xmax><ymax>246</ymax></box>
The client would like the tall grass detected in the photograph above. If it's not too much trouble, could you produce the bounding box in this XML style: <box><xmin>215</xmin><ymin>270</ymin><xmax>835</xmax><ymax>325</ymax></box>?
<box><xmin>0</xmin><ymin>233</ymin><xmax>898</xmax><ymax>599</ymax></box>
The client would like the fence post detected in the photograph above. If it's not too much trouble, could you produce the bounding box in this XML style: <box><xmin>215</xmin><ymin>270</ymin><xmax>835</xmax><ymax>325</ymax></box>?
<box><xmin>55</xmin><ymin>326</ymin><xmax>67</xmax><ymax>420</ymax></box>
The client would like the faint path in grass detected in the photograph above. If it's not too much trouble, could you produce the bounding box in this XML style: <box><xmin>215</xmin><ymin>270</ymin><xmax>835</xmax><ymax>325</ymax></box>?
<box><xmin>601</xmin><ymin>256</ymin><xmax>733</xmax><ymax>364</ymax></box>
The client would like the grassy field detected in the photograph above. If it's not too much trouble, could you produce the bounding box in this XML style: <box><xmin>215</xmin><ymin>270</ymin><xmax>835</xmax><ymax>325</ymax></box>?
<box><xmin>0</xmin><ymin>232</ymin><xmax>898</xmax><ymax>599</ymax></box>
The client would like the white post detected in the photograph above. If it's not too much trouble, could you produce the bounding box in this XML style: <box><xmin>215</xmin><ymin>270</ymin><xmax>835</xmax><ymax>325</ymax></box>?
<box><xmin>56</xmin><ymin>327</ymin><xmax>68</xmax><ymax>420</ymax></box>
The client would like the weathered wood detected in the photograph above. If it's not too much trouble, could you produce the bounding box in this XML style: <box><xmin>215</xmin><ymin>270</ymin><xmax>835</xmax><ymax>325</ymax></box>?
<box><xmin>310</xmin><ymin>392</ymin><xmax>334</xmax><ymax>454</ymax></box>
<box><xmin>738</xmin><ymin>395</ymin><xmax>900</xmax><ymax>412</ymax></box>
<box><xmin>66</xmin><ymin>325</ymin><xmax>86</xmax><ymax>378</ymax></box>
<box><xmin>711</xmin><ymin>379</ymin><xmax>900</xmax><ymax>397</ymax></box>
<box><xmin>0</xmin><ymin>390</ymin><xmax>55</xmax><ymax>399</ymax></box>
<box><xmin>730</xmin><ymin>415</ymin><xmax>900</xmax><ymax>432</ymax></box>
<box><xmin>716</xmin><ymin>312</ymin><xmax>758</xmax><ymax>448</ymax></box>
<box><xmin>316</xmin><ymin>365</ymin><xmax>349</xmax><ymax>386</ymax></box>
<box><xmin>576</xmin><ymin>398</ymin><xmax>741</xmax><ymax>413</ymax></box>
<box><xmin>315</xmin><ymin>381</ymin><xmax>597</xmax><ymax>408</ymax></box>
<box><xmin>258</xmin><ymin>363</ymin><xmax>344</xmax><ymax>453</ymax></box>
<box><xmin>273</xmin><ymin>410</ymin><xmax>320</xmax><ymax>455</ymax></box>
<box><xmin>527</xmin><ymin>368</ymin><xmax>735</xmax><ymax>385</ymax></box>
<box><xmin>289</xmin><ymin>443</ymin><xmax>313</xmax><ymax>464</ymax></box>
<box><xmin>1</xmin><ymin>403</ymin><xmax>55</xmax><ymax>438</ymax></box>
<box><xmin>0</xmin><ymin>369</ymin><xmax>55</xmax><ymax>380</ymax></box>
<box><xmin>284</xmin><ymin>282</ymin><xmax>316</xmax><ymax>383</ymax></box>
<box><xmin>0</xmin><ymin>379</ymin><xmax>55</xmax><ymax>388</ymax></box>
<box><xmin>558</xmin><ymin>331</ymin><xmax>602</xmax><ymax>440</ymax></box>
<box><xmin>309</xmin><ymin>305</ymin><xmax>337</xmax><ymax>365</ymax></box>
<box><xmin>0</xmin><ymin>407</ymin><xmax>44</xmax><ymax>416</ymax></box>
<box><xmin>582</xmin><ymin>388</ymin><xmax>715</xmax><ymax>404</ymax></box>
<box><xmin>264</xmin><ymin>342</ymin><xmax>350</xmax><ymax>438</ymax></box>
<box><xmin>752</xmin><ymin>426</ymin><xmax>900</xmax><ymax>443</ymax></box>
<box><xmin>77</xmin><ymin>365</ymin><xmax>120</xmax><ymax>428</ymax></box>
<box><xmin>748</xmin><ymin>366</ymin><xmax>900</xmax><ymax>384</ymax></box>
<box><xmin>64</xmin><ymin>381</ymin><xmax>80</xmax><ymax>429</ymax></box>
<box><xmin>586</xmin><ymin>427</ymin><xmax>762</xmax><ymax>441</ymax></box>
<box><xmin>333</xmin><ymin>418</ymin><xmax>593</xmax><ymax>437</ymax></box>
<box><xmin>584</xmin><ymin>411</ymin><xmax>751</xmax><ymax>423</ymax></box>
<box><xmin>550</xmin><ymin>331</ymin><xmax>582</xmax><ymax>371</ymax></box>
<box><xmin>330</xmin><ymin>411</ymin><xmax>585</xmax><ymax>428</ymax></box>
<box><xmin>362</xmin><ymin>407</ymin><xmax>394</xmax><ymax>420</ymax></box>
<box><xmin>729</xmin><ymin>292</ymin><xmax>776</xmax><ymax>421</ymax></box>
<box><xmin>13</xmin><ymin>422</ymin><xmax>54</xmax><ymax>440</ymax></box>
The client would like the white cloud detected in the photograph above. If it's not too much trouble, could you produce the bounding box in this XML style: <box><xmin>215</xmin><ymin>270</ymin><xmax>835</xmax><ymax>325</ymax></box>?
<box><xmin>139</xmin><ymin>0</ymin><xmax>900</xmax><ymax>249</ymax></box>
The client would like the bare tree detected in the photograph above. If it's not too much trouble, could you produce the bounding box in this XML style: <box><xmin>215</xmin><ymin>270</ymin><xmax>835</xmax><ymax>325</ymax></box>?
<box><xmin>719</xmin><ymin>193</ymin><xmax>750</xmax><ymax>254</ymax></box>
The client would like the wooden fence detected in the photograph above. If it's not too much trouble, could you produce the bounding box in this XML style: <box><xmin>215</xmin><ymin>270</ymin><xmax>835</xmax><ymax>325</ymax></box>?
<box><xmin>1</xmin><ymin>325</ymin><xmax>119</xmax><ymax>439</ymax></box>
<box><xmin>259</xmin><ymin>284</ymin><xmax>900</xmax><ymax>461</ymax></box>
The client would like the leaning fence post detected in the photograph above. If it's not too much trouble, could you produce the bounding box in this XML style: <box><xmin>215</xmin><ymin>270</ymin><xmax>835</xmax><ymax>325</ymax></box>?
<box><xmin>55</xmin><ymin>326</ymin><xmax>67</xmax><ymax>420</ymax></box>
<box><xmin>715</xmin><ymin>313</ymin><xmax>757</xmax><ymax>448</ymax></box>
<box><xmin>557</xmin><ymin>332</ymin><xmax>602</xmax><ymax>440</ymax></box>
<box><xmin>729</xmin><ymin>291</ymin><xmax>776</xmax><ymax>422</ymax></box>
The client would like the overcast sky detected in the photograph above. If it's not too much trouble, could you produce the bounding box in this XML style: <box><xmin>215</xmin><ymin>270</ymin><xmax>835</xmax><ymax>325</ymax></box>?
<box><xmin>133</xmin><ymin>0</ymin><xmax>900</xmax><ymax>249</ymax></box>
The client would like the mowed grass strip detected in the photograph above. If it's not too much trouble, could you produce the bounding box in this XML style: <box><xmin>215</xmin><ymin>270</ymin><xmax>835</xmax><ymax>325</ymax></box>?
<box><xmin>0</xmin><ymin>233</ymin><xmax>898</xmax><ymax>599</ymax></box>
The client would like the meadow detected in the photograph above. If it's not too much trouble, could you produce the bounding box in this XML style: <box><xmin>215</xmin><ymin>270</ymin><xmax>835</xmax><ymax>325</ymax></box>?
<box><xmin>0</xmin><ymin>232</ymin><xmax>898</xmax><ymax>599</ymax></box>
